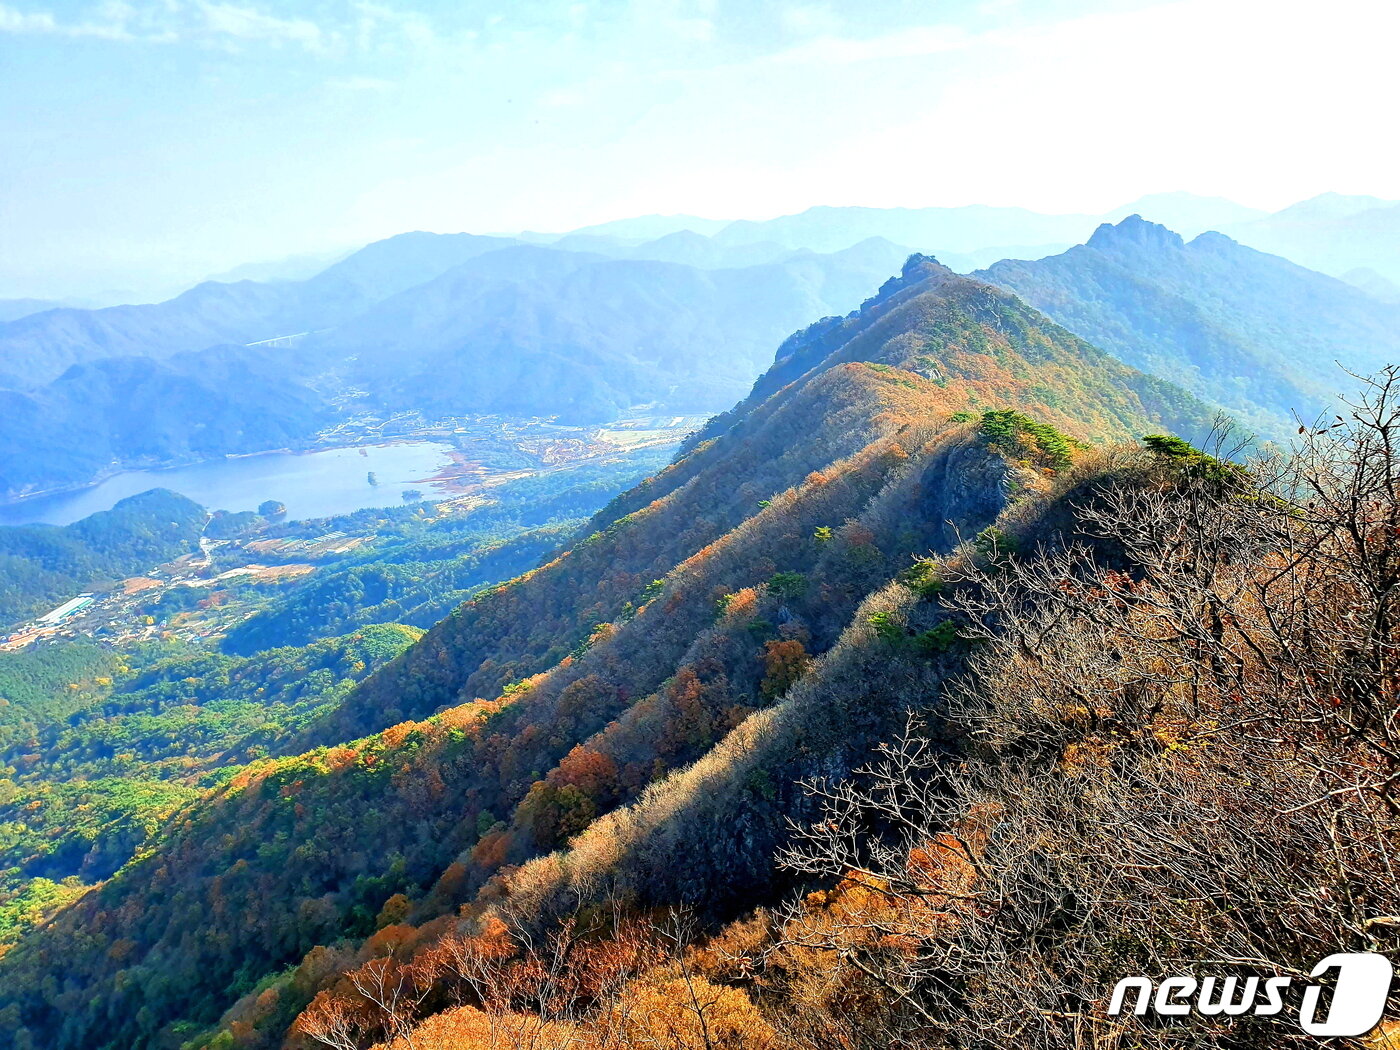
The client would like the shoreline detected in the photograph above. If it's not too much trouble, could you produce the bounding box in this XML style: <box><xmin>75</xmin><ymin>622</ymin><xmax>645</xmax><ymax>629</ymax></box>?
<box><xmin>0</xmin><ymin>437</ymin><xmax>448</xmax><ymax>514</ymax></box>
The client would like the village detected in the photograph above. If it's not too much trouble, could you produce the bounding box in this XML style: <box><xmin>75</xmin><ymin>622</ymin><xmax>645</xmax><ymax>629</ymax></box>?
<box><xmin>0</xmin><ymin>527</ymin><xmax>367</xmax><ymax>653</ymax></box>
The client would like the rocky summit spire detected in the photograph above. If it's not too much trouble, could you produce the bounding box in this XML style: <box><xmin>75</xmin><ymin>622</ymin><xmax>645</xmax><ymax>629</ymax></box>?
<box><xmin>1087</xmin><ymin>213</ymin><xmax>1187</xmax><ymax>253</ymax></box>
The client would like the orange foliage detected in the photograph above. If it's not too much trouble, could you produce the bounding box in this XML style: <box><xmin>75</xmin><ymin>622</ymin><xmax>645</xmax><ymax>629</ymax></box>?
<box><xmin>323</xmin><ymin>746</ymin><xmax>359</xmax><ymax>772</ymax></box>
<box><xmin>380</xmin><ymin>722</ymin><xmax>421</xmax><ymax>749</ymax></box>
<box><xmin>608</xmin><ymin>969</ymin><xmax>776</xmax><ymax>1050</ymax></box>
<box><xmin>470</xmin><ymin>829</ymin><xmax>513</xmax><ymax>871</ymax></box>
<box><xmin>719</xmin><ymin>586</ymin><xmax>759</xmax><ymax>620</ymax></box>
<box><xmin>369</xmin><ymin>1004</ymin><xmax>589</xmax><ymax>1049</ymax></box>
<box><xmin>760</xmin><ymin>639</ymin><xmax>810</xmax><ymax>698</ymax></box>
<box><xmin>553</xmin><ymin>745</ymin><xmax>619</xmax><ymax>797</ymax></box>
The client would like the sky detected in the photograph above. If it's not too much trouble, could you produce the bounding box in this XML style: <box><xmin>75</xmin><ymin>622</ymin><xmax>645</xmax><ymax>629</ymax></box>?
<box><xmin>2</xmin><ymin>0</ymin><xmax>1397</xmax><ymax>300</ymax></box>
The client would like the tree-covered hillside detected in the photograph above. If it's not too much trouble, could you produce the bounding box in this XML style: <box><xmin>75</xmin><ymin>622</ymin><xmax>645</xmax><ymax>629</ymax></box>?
<box><xmin>0</xmin><ymin>490</ymin><xmax>206</xmax><ymax>625</ymax></box>
<box><xmin>0</xmin><ymin>624</ymin><xmax>422</xmax><ymax>952</ymax></box>
<box><xmin>0</xmin><ymin>263</ymin><xmax>1235</xmax><ymax>1050</ymax></box>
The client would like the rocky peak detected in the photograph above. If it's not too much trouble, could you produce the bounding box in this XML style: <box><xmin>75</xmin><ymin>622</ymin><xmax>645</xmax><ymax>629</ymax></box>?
<box><xmin>1087</xmin><ymin>214</ymin><xmax>1186</xmax><ymax>254</ymax></box>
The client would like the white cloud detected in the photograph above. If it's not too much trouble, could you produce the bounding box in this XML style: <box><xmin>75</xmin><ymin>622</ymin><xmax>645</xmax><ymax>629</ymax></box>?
<box><xmin>0</xmin><ymin>3</ymin><xmax>57</xmax><ymax>32</ymax></box>
<box><xmin>0</xmin><ymin>0</ymin><xmax>358</xmax><ymax>52</ymax></box>
<box><xmin>195</xmin><ymin>2</ymin><xmax>330</xmax><ymax>51</ymax></box>
<box><xmin>0</xmin><ymin>0</ymin><xmax>152</xmax><ymax>39</ymax></box>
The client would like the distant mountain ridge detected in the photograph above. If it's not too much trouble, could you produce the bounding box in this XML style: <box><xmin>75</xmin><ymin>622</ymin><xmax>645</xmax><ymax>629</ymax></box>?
<box><xmin>306</xmin><ymin>239</ymin><xmax>915</xmax><ymax>420</ymax></box>
<box><xmin>0</xmin><ymin>300</ymin><xmax>65</xmax><ymax>327</ymax></box>
<box><xmin>5</xmin><ymin>190</ymin><xmax>1390</xmax><ymax>396</ymax></box>
<box><xmin>591</xmin><ymin>194</ymin><xmax>1265</xmax><ymax>263</ymax></box>
<box><xmin>977</xmin><ymin>215</ymin><xmax>1400</xmax><ymax>437</ymax></box>
<box><xmin>0</xmin><ymin>237</ymin><xmax>913</xmax><ymax>501</ymax></box>
<box><xmin>0</xmin><ymin>346</ymin><xmax>334</xmax><ymax>500</ymax></box>
<box><xmin>1220</xmin><ymin>194</ymin><xmax>1400</xmax><ymax>284</ymax></box>
<box><xmin>0</xmin><ymin>233</ymin><xmax>522</xmax><ymax>390</ymax></box>
<box><xmin>1103</xmin><ymin>192</ymin><xmax>1268</xmax><ymax>232</ymax></box>
<box><xmin>538</xmin><ymin>192</ymin><xmax>1397</xmax><ymax>284</ymax></box>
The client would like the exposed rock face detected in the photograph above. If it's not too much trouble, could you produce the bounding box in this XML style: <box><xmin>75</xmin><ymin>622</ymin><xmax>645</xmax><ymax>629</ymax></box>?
<box><xmin>1087</xmin><ymin>213</ymin><xmax>1187</xmax><ymax>254</ymax></box>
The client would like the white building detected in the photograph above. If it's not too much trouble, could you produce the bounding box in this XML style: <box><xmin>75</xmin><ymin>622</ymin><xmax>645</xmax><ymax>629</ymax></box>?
<box><xmin>37</xmin><ymin>594</ymin><xmax>95</xmax><ymax>625</ymax></box>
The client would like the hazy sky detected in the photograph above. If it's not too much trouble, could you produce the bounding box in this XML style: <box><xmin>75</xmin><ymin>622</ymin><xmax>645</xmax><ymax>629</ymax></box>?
<box><xmin>2</xmin><ymin>0</ymin><xmax>1396</xmax><ymax>299</ymax></box>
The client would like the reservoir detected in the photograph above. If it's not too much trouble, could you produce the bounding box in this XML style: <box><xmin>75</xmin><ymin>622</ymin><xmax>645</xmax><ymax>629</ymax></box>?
<box><xmin>0</xmin><ymin>442</ymin><xmax>459</xmax><ymax>527</ymax></box>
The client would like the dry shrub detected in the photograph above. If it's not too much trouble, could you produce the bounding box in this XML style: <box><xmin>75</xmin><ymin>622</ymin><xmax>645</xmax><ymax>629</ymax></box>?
<box><xmin>370</xmin><ymin>1004</ymin><xmax>588</xmax><ymax>1049</ymax></box>
<box><xmin>604</xmin><ymin>967</ymin><xmax>775</xmax><ymax>1050</ymax></box>
<box><xmin>756</xmin><ymin>375</ymin><xmax>1400</xmax><ymax>1048</ymax></box>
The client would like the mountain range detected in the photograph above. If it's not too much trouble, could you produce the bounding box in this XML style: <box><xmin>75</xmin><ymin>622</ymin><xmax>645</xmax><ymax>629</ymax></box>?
<box><xmin>1218</xmin><ymin>192</ymin><xmax>1400</xmax><ymax>284</ymax></box>
<box><xmin>0</xmin><ymin>237</ymin><xmax>911</xmax><ymax>501</ymax></box>
<box><xmin>976</xmin><ymin>215</ymin><xmax>1400</xmax><ymax>438</ymax></box>
<box><xmin>548</xmin><ymin>191</ymin><xmax>1400</xmax><ymax>287</ymax></box>
<box><xmin>0</xmin><ymin>230</ymin><xmax>914</xmax><ymax>395</ymax></box>
<box><xmin>0</xmin><ymin>232</ymin><xmax>522</xmax><ymax>391</ymax></box>
<box><xmin>0</xmin><ymin>300</ymin><xmax>66</xmax><ymax>325</ymax></box>
<box><xmin>572</xmin><ymin>193</ymin><xmax>1266</xmax><ymax>261</ymax></box>
<box><xmin>6</xmin><ymin>202</ymin><xmax>1396</xmax><ymax>506</ymax></box>
<box><xmin>300</xmin><ymin>239</ymin><xmax>914</xmax><ymax>419</ymax></box>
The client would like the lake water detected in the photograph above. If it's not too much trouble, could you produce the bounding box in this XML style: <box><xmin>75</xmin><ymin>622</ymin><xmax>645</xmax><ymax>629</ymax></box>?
<box><xmin>0</xmin><ymin>442</ymin><xmax>459</xmax><ymax>527</ymax></box>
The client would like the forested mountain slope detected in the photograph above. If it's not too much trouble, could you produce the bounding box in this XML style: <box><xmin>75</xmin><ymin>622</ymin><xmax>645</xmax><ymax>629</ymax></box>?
<box><xmin>0</xmin><ymin>624</ymin><xmax>424</xmax><ymax>954</ymax></box>
<box><xmin>421</xmin><ymin>393</ymin><xmax>1396</xmax><ymax>1050</ymax></box>
<box><xmin>308</xmin><ymin>255</ymin><xmax>1213</xmax><ymax>748</ymax></box>
<box><xmin>0</xmin><ymin>261</ymin><xmax>1220</xmax><ymax>1050</ymax></box>
<box><xmin>978</xmin><ymin>215</ymin><xmax>1400</xmax><ymax>437</ymax></box>
<box><xmin>701</xmin><ymin>253</ymin><xmax>1214</xmax><ymax>448</ymax></box>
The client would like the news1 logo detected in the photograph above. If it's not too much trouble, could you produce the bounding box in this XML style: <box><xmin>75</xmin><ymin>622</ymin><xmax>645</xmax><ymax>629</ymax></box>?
<box><xmin>1108</xmin><ymin>953</ymin><xmax>1393</xmax><ymax>1036</ymax></box>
